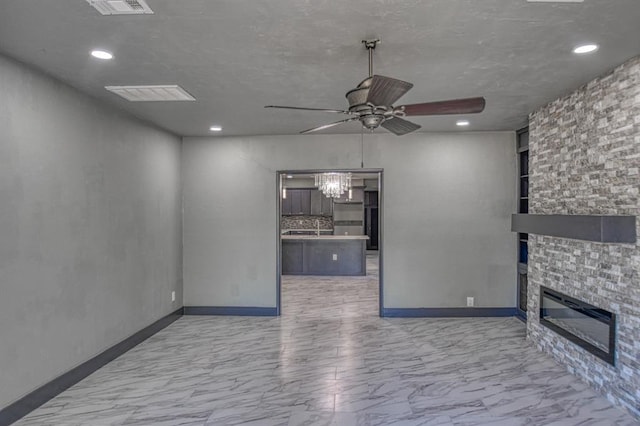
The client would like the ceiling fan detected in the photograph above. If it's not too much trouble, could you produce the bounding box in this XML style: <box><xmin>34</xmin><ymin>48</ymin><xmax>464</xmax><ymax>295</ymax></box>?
<box><xmin>265</xmin><ymin>39</ymin><xmax>486</xmax><ymax>136</ymax></box>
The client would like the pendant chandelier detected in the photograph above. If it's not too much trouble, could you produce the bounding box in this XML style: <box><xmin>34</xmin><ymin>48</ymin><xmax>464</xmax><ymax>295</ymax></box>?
<box><xmin>314</xmin><ymin>172</ymin><xmax>352</xmax><ymax>198</ymax></box>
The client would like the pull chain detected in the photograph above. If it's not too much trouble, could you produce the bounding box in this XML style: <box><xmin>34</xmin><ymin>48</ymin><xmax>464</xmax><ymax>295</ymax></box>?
<box><xmin>361</xmin><ymin>126</ymin><xmax>364</xmax><ymax>169</ymax></box>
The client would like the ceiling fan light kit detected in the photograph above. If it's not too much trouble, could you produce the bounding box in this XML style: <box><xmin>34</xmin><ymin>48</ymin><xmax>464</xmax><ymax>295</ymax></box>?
<box><xmin>265</xmin><ymin>39</ymin><xmax>486</xmax><ymax>136</ymax></box>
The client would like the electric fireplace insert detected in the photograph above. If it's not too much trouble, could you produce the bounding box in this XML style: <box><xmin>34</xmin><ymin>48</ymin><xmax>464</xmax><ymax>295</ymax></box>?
<box><xmin>539</xmin><ymin>286</ymin><xmax>616</xmax><ymax>365</ymax></box>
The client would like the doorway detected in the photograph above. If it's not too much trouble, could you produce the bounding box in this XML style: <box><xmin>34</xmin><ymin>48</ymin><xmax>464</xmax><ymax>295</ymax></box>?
<box><xmin>276</xmin><ymin>169</ymin><xmax>383</xmax><ymax>317</ymax></box>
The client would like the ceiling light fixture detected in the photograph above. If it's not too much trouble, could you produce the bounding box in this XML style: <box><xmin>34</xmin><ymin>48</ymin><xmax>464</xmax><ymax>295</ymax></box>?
<box><xmin>573</xmin><ymin>44</ymin><xmax>599</xmax><ymax>54</ymax></box>
<box><xmin>315</xmin><ymin>172</ymin><xmax>352</xmax><ymax>199</ymax></box>
<box><xmin>91</xmin><ymin>50</ymin><xmax>113</xmax><ymax>60</ymax></box>
<box><xmin>456</xmin><ymin>120</ymin><xmax>470</xmax><ymax>127</ymax></box>
<box><xmin>209</xmin><ymin>126</ymin><xmax>222</xmax><ymax>132</ymax></box>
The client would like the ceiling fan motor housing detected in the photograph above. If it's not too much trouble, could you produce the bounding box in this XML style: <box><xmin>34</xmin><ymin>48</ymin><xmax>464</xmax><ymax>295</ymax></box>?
<box><xmin>346</xmin><ymin>77</ymin><xmax>388</xmax><ymax>130</ymax></box>
<box><xmin>346</xmin><ymin>77</ymin><xmax>372</xmax><ymax>109</ymax></box>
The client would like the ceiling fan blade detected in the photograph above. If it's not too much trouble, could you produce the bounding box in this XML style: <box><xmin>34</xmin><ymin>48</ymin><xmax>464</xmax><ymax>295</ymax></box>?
<box><xmin>265</xmin><ymin>105</ymin><xmax>352</xmax><ymax>114</ymax></box>
<box><xmin>300</xmin><ymin>117</ymin><xmax>360</xmax><ymax>134</ymax></box>
<box><xmin>366</xmin><ymin>75</ymin><xmax>413</xmax><ymax>107</ymax></box>
<box><xmin>399</xmin><ymin>97</ymin><xmax>486</xmax><ymax>116</ymax></box>
<box><xmin>381</xmin><ymin>117</ymin><xmax>421</xmax><ymax>136</ymax></box>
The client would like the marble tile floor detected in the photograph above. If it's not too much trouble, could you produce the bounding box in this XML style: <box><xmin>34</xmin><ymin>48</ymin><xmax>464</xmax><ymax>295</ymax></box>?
<box><xmin>14</xmin><ymin>254</ymin><xmax>638</xmax><ymax>425</ymax></box>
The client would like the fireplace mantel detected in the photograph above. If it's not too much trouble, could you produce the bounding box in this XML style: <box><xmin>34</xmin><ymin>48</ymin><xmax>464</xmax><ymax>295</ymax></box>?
<box><xmin>511</xmin><ymin>214</ymin><xmax>636</xmax><ymax>243</ymax></box>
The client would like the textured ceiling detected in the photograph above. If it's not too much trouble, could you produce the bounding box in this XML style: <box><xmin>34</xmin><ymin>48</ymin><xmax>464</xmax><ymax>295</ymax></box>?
<box><xmin>1</xmin><ymin>0</ymin><xmax>639</xmax><ymax>137</ymax></box>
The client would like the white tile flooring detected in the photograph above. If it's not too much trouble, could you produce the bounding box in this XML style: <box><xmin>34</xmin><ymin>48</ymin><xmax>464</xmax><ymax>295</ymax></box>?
<box><xmin>15</xmin><ymin>254</ymin><xmax>639</xmax><ymax>425</ymax></box>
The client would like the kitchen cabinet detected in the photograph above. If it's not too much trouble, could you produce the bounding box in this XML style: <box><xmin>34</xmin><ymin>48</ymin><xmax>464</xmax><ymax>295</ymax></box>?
<box><xmin>284</xmin><ymin>189</ymin><xmax>332</xmax><ymax>216</ymax></box>
<box><xmin>311</xmin><ymin>190</ymin><xmax>333</xmax><ymax>216</ymax></box>
<box><xmin>282</xmin><ymin>191</ymin><xmax>292</xmax><ymax>215</ymax></box>
<box><xmin>310</xmin><ymin>190</ymin><xmax>322</xmax><ymax>215</ymax></box>
<box><xmin>320</xmin><ymin>193</ymin><xmax>333</xmax><ymax>216</ymax></box>
<box><xmin>281</xmin><ymin>235</ymin><xmax>368</xmax><ymax>275</ymax></box>
<box><xmin>283</xmin><ymin>189</ymin><xmax>311</xmax><ymax>215</ymax></box>
<box><xmin>282</xmin><ymin>241</ymin><xmax>304</xmax><ymax>274</ymax></box>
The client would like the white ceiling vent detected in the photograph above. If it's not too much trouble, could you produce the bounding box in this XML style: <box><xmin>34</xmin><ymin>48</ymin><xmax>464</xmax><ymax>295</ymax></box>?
<box><xmin>87</xmin><ymin>0</ymin><xmax>154</xmax><ymax>15</ymax></box>
<box><xmin>105</xmin><ymin>85</ymin><xmax>196</xmax><ymax>102</ymax></box>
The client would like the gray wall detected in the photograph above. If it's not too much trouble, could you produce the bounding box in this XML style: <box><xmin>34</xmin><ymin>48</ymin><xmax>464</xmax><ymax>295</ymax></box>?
<box><xmin>182</xmin><ymin>132</ymin><xmax>516</xmax><ymax>309</ymax></box>
<box><xmin>0</xmin><ymin>55</ymin><xmax>182</xmax><ymax>409</ymax></box>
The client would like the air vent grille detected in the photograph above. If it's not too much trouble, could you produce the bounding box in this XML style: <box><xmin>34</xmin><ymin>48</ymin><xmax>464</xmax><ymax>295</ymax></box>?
<box><xmin>87</xmin><ymin>0</ymin><xmax>154</xmax><ymax>15</ymax></box>
<box><xmin>105</xmin><ymin>85</ymin><xmax>196</xmax><ymax>102</ymax></box>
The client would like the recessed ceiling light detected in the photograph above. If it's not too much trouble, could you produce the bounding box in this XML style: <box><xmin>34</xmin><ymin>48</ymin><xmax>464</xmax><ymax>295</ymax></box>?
<box><xmin>456</xmin><ymin>120</ymin><xmax>470</xmax><ymax>127</ymax></box>
<box><xmin>286</xmin><ymin>175</ymin><xmax>293</xmax><ymax>179</ymax></box>
<box><xmin>91</xmin><ymin>50</ymin><xmax>113</xmax><ymax>60</ymax></box>
<box><xmin>573</xmin><ymin>44</ymin><xmax>599</xmax><ymax>54</ymax></box>
<box><xmin>209</xmin><ymin>126</ymin><xmax>222</xmax><ymax>132</ymax></box>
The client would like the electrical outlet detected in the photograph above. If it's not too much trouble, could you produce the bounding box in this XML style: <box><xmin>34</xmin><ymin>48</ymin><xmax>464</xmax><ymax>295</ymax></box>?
<box><xmin>171</xmin><ymin>291</ymin><xmax>176</xmax><ymax>302</ymax></box>
<box><xmin>332</xmin><ymin>254</ymin><xmax>338</xmax><ymax>261</ymax></box>
<box><xmin>467</xmin><ymin>297</ymin><xmax>474</xmax><ymax>307</ymax></box>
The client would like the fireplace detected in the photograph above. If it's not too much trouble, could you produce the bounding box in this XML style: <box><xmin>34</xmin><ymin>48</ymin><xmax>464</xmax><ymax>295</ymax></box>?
<box><xmin>540</xmin><ymin>286</ymin><xmax>616</xmax><ymax>365</ymax></box>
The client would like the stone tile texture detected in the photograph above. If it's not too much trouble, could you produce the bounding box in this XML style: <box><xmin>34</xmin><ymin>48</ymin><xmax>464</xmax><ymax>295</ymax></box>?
<box><xmin>282</xmin><ymin>215</ymin><xmax>334</xmax><ymax>231</ymax></box>
<box><xmin>12</xmin><ymin>256</ymin><xmax>638</xmax><ymax>425</ymax></box>
<box><xmin>528</xmin><ymin>55</ymin><xmax>640</xmax><ymax>419</ymax></box>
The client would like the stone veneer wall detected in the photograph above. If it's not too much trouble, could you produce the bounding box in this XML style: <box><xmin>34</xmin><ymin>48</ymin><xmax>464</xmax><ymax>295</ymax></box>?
<box><xmin>528</xmin><ymin>56</ymin><xmax>640</xmax><ymax>418</ymax></box>
<box><xmin>281</xmin><ymin>215</ymin><xmax>333</xmax><ymax>230</ymax></box>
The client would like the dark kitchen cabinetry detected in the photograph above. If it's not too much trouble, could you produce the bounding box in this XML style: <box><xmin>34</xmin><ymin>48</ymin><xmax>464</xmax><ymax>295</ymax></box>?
<box><xmin>321</xmin><ymin>195</ymin><xmax>333</xmax><ymax>216</ymax></box>
<box><xmin>310</xmin><ymin>190</ymin><xmax>333</xmax><ymax>216</ymax></box>
<box><xmin>282</xmin><ymin>241</ymin><xmax>304</xmax><ymax>274</ymax></box>
<box><xmin>282</xmin><ymin>189</ymin><xmax>313</xmax><ymax>215</ymax></box>
<box><xmin>283</xmin><ymin>187</ymin><xmax>365</xmax><ymax>216</ymax></box>
<box><xmin>292</xmin><ymin>189</ymin><xmax>311</xmax><ymax>215</ymax></box>
<box><xmin>282</xmin><ymin>191</ymin><xmax>292</xmax><ymax>215</ymax></box>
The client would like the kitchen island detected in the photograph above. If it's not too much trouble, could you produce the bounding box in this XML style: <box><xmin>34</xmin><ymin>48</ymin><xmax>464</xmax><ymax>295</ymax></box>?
<box><xmin>281</xmin><ymin>235</ymin><xmax>369</xmax><ymax>276</ymax></box>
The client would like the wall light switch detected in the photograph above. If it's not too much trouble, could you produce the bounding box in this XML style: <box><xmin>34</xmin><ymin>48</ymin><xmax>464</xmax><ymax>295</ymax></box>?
<box><xmin>467</xmin><ymin>297</ymin><xmax>474</xmax><ymax>307</ymax></box>
<box><xmin>171</xmin><ymin>291</ymin><xmax>176</xmax><ymax>302</ymax></box>
<box><xmin>332</xmin><ymin>254</ymin><xmax>338</xmax><ymax>261</ymax></box>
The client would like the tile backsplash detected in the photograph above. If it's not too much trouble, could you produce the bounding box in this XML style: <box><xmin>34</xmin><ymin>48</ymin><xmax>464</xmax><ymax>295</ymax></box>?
<box><xmin>281</xmin><ymin>215</ymin><xmax>333</xmax><ymax>230</ymax></box>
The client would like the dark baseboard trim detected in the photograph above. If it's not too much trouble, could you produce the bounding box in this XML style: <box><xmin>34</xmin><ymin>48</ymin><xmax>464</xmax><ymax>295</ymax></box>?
<box><xmin>382</xmin><ymin>307</ymin><xmax>517</xmax><ymax>318</ymax></box>
<box><xmin>0</xmin><ymin>308</ymin><xmax>184</xmax><ymax>426</ymax></box>
<box><xmin>515</xmin><ymin>310</ymin><xmax>527</xmax><ymax>323</ymax></box>
<box><xmin>184</xmin><ymin>306</ymin><xmax>278</xmax><ymax>316</ymax></box>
